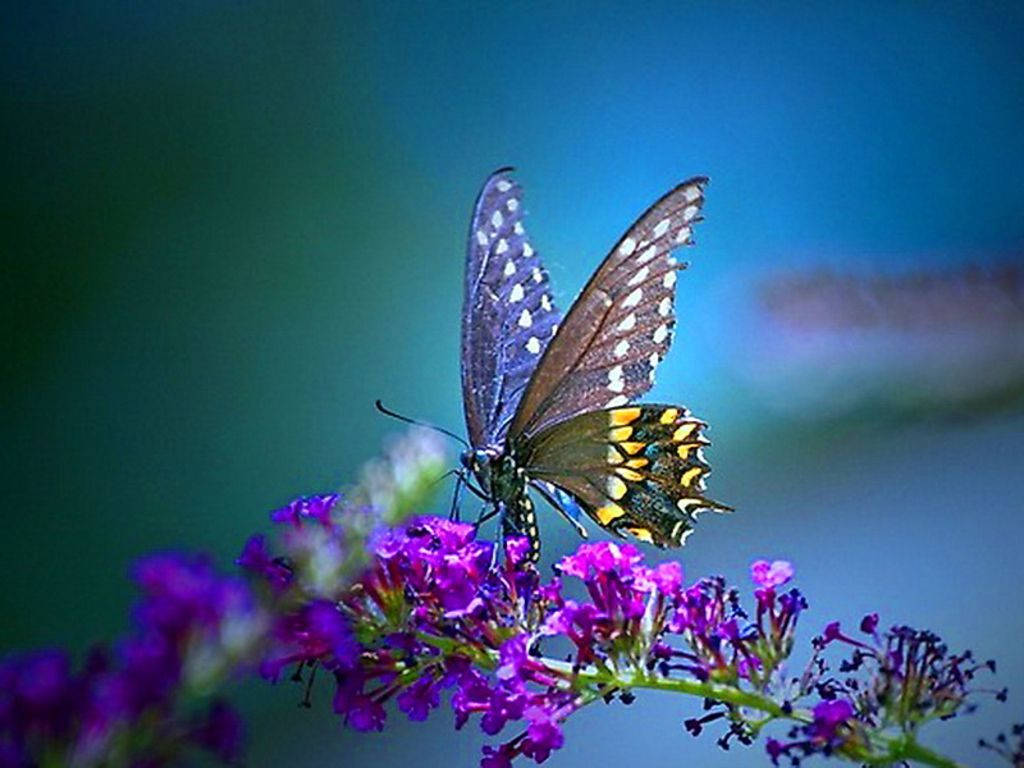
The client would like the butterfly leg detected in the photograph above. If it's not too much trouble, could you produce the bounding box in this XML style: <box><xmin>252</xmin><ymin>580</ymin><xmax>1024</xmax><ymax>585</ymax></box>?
<box><xmin>449</xmin><ymin>472</ymin><xmax>465</xmax><ymax>521</ymax></box>
<box><xmin>489</xmin><ymin>501</ymin><xmax>510</xmax><ymax>569</ymax></box>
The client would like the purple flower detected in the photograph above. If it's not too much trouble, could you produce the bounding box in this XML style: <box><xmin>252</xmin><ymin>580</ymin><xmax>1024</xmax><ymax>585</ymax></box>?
<box><xmin>557</xmin><ymin>541</ymin><xmax>642</xmax><ymax>580</ymax></box>
<box><xmin>651</xmin><ymin>561</ymin><xmax>684</xmax><ymax>596</ymax></box>
<box><xmin>480</xmin><ymin>689</ymin><xmax>527</xmax><ymax>736</ymax></box>
<box><xmin>496</xmin><ymin>635</ymin><xmax>529</xmax><ymax>684</ymax></box>
<box><xmin>237</xmin><ymin>535</ymin><xmax>292</xmax><ymax>592</ymax></box>
<box><xmin>521</xmin><ymin>705</ymin><xmax>565</xmax><ymax>763</ymax></box>
<box><xmin>397</xmin><ymin>676</ymin><xmax>441</xmax><ymax>722</ymax></box>
<box><xmin>270</xmin><ymin>494</ymin><xmax>340</xmax><ymax>528</ymax></box>
<box><xmin>860</xmin><ymin>612</ymin><xmax>879</xmax><ymax>634</ymax></box>
<box><xmin>750</xmin><ymin>559</ymin><xmax>794</xmax><ymax>588</ymax></box>
<box><xmin>811</xmin><ymin>698</ymin><xmax>854</xmax><ymax>741</ymax></box>
<box><xmin>481</xmin><ymin>744</ymin><xmax>515</xmax><ymax>768</ymax></box>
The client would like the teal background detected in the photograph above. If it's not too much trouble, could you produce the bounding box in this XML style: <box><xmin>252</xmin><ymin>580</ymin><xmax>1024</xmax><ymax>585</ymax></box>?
<box><xmin>4</xmin><ymin>2</ymin><xmax>1023</xmax><ymax>765</ymax></box>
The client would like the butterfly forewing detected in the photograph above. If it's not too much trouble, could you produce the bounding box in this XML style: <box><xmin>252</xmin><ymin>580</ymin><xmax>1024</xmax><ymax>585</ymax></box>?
<box><xmin>508</xmin><ymin>177</ymin><xmax>708</xmax><ymax>441</ymax></box>
<box><xmin>462</xmin><ymin>168</ymin><xmax>563</xmax><ymax>448</ymax></box>
<box><xmin>517</xmin><ymin>404</ymin><xmax>730</xmax><ymax>547</ymax></box>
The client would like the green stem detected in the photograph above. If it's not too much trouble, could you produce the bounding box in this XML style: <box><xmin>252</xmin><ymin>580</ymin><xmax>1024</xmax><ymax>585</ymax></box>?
<box><xmin>409</xmin><ymin>633</ymin><xmax>968</xmax><ymax>768</ymax></box>
<box><xmin>542</xmin><ymin>657</ymin><xmax>968</xmax><ymax>768</ymax></box>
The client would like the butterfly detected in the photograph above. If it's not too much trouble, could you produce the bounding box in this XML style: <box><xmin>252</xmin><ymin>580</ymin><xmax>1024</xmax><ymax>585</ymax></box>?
<box><xmin>457</xmin><ymin>168</ymin><xmax>729</xmax><ymax>561</ymax></box>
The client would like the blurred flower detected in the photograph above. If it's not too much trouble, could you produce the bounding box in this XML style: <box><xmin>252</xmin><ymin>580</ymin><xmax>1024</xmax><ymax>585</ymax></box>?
<box><xmin>750</xmin><ymin>263</ymin><xmax>1024</xmax><ymax>419</ymax></box>
<box><xmin>0</xmin><ymin>554</ymin><xmax>264</xmax><ymax>767</ymax></box>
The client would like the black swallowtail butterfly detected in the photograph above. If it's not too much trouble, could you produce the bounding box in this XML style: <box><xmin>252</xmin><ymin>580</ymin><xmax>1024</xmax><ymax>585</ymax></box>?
<box><xmin>458</xmin><ymin>168</ymin><xmax>729</xmax><ymax>561</ymax></box>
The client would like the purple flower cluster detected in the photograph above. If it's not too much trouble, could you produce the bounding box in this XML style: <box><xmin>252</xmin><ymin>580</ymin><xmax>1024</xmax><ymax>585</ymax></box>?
<box><xmin>1</xmin><ymin>438</ymin><xmax>1009</xmax><ymax>768</ymax></box>
<box><xmin>242</xmin><ymin>512</ymin><xmax>837</xmax><ymax>766</ymax></box>
<box><xmin>240</xmin><ymin>511</ymin><xmax>1005</xmax><ymax>768</ymax></box>
<box><xmin>0</xmin><ymin>553</ymin><xmax>263</xmax><ymax>767</ymax></box>
<box><xmin>763</xmin><ymin>611</ymin><xmax>1002</xmax><ymax>765</ymax></box>
<box><xmin>818</xmin><ymin>616</ymin><xmax>999</xmax><ymax>725</ymax></box>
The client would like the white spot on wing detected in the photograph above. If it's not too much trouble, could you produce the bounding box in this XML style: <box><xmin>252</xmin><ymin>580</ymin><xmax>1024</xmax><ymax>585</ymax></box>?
<box><xmin>675</xmin><ymin>226</ymin><xmax>691</xmax><ymax>244</ymax></box>
<box><xmin>510</xmin><ymin>283</ymin><xmax>525</xmax><ymax>302</ymax></box>
<box><xmin>523</xmin><ymin>242</ymin><xmax>534</xmax><ymax>257</ymax></box>
<box><xmin>526</xmin><ymin>336</ymin><xmax>541</xmax><ymax>354</ymax></box>
<box><xmin>476</xmin><ymin>230</ymin><xmax>488</xmax><ymax>246</ymax></box>
<box><xmin>504</xmin><ymin>260</ymin><xmax>516</xmax><ymax>277</ymax></box>
<box><xmin>614</xmin><ymin>339</ymin><xmax>630</xmax><ymax>357</ymax></box>
<box><xmin>518</xmin><ymin>308</ymin><xmax>533</xmax><ymax>328</ymax></box>
<box><xmin>658</xmin><ymin>296</ymin><xmax>672</xmax><ymax>316</ymax></box>
<box><xmin>540</xmin><ymin>294</ymin><xmax>552</xmax><ymax>311</ymax></box>
<box><xmin>619</xmin><ymin>237</ymin><xmax>637</xmax><ymax>256</ymax></box>
<box><xmin>622</xmin><ymin>288</ymin><xmax>643</xmax><ymax>308</ymax></box>
<box><xmin>507</xmin><ymin>198</ymin><xmax>519</xmax><ymax>211</ymax></box>
<box><xmin>627</xmin><ymin>266</ymin><xmax>649</xmax><ymax>287</ymax></box>
<box><xmin>684</xmin><ymin>184</ymin><xmax>701</xmax><ymax>203</ymax></box>
<box><xmin>637</xmin><ymin>245</ymin><xmax>658</xmax><ymax>265</ymax></box>
<box><xmin>616</xmin><ymin>313</ymin><xmax>637</xmax><ymax>332</ymax></box>
<box><xmin>492</xmin><ymin>210</ymin><xmax>504</xmax><ymax>228</ymax></box>
<box><xmin>532</xmin><ymin>267</ymin><xmax>543</xmax><ymax>283</ymax></box>
<box><xmin>653</xmin><ymin>217</ymin><xmax>671</xmax><ymax>238</ymax></box>
<box><xmin>606</xmin><ymin>394</ymin><xmax>629</xmax><ymax>408</ymax></box>
<box><xmin>663</xmin><ymin>271</ymin><xmax>677</xmax><ymax>289</ymax></box>
<box><xmin>496</xmin><ymin>180</ymin><xmax>512</xmax><ymax>192</ymax></box>
<box><xmin>495</xmin><ymin>238</ymin><xmax>509</xmax><ymax>255</ymax></box>
<box><xmin>653</xmin><ymin>324</ymin><xmax>669</xmax><ymax>343</ymax></box>
<box><xmin>649</xmin><ymin>352</ymin><xmax>660</xmax><ymax>368</ymax></box>
<box><xmin>683</xmin><ymin>204</ymin><xmax>699</xmax><ymax>221</ymax></box>
<box><xmin>514</xmin><ymin>221</ymin><xmax>525</xmax><ymax>235</ymax></box>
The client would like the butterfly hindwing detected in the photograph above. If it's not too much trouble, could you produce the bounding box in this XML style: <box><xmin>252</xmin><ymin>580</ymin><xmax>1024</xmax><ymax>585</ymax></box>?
<box><xmin>516</xmin><ymin>404</ymin><xmax>730</xmax><ymax>547</ymax></box>
<box><xmin>508</xmin><ymin>177</ymin><xmax>708</xmax><ymax>441</ymax></box>
<box><xmin>462</xmin><ymin>168</ymin><xmax>563</xmax><ymax>447</ymax></box>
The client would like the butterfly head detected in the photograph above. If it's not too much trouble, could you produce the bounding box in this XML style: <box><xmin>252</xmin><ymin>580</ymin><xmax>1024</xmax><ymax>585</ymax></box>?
<box><xmin>460</xmin><ymin>446</ymin><xmax>521</xmax><ymax>499</ymax></box>
<box><xmin>460</xmin><ymin>447</ymin><xmax>496</xmax><ymax>493</ymax></box>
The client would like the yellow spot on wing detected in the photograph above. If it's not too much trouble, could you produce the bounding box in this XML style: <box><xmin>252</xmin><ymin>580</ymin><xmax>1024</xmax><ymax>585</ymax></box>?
<box><xmin>659</xmin><ymin>408</ymin><xmax>679</xmax><ymax>424</ymax></box>
<box><xmin>627</xmin><ymin>526</ymin><xmax>654</xmax><ymax>543</ymax></box>
<box><xmin>675</xmin><ymin>442</ymin><xmax>701</xmax><ymax>460</ymax></box>
<box><xmin>673</xmin><ymin>423</ymin><xmax>698</xmax><ymax>442</ymax></box>
<box><xmin>619</xmin><ymin>441</ymin><xmax>645</xmax><ymax>455</ymax></box>
<box><xmin>625</xmin><ymin>457</ymin><xmax>649</xmax><ymax>469</ymax></box>
<box><xmin>680</xmin><ymin>466</ymin><xmax>704</xmax><ymax>487</ymax></box>
<box><xmin>610</xmin><ymin>407</ymin><xmax>642</xmax><ymax>426</ymax></box>
<box><xmin>609</xmin><ymin>426</ymin><xmax>633</xmax><ymax>442</ymax></box>
<box><xmin>615</xmin><ymin>467</ymin><xmax>644</xmax><ymax>482</ymax></box>
<box><xmin>596</xmin><ymin>504</ymin><xmax>626</xmax><ymax>525</ymax></box>
<box><xmin>606</xmin><ymin>476</ymin><xmax>628</xmax><ymax>500</ymax></box>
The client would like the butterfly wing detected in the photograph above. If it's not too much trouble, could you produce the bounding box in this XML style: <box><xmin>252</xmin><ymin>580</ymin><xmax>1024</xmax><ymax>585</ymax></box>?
<box><xmin>461</xmin><ymin>168</ymin><xmax>563</xmax><ymax>448</ymax></box>
<box><xmin>507</xmin><ymin>177</ymin><xmax>708</xmax><ymax>441</ymax></box>
<box><xmin>519</xmin><ymin>404</ymin><xmax>730</xmax><ymax>547</ymax></box>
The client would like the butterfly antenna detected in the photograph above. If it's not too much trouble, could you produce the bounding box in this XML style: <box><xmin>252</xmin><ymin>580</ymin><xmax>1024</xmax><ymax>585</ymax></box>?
<box><xmin>374</xmin><ymin>400</ymin><xmax>469</xmax><ymax>448</ymax></box>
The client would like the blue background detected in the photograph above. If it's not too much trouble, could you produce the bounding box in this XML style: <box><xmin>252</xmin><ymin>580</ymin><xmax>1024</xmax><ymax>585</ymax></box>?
<box><xmin>4</xmin><ymin>2</ymin><xmax>1023</xmax><ymax>765</ymax></box>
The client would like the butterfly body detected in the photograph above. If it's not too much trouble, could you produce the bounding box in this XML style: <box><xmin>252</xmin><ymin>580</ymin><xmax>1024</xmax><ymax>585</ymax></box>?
<box><xmin>460</xmin><ymin>446</ymin><xmax>541</xmax><ymax>558</ymax></box>
<box><xmin>458</xmin><ymin>169</ymin><xmax>729</xmax><ymax>561</ymax></box>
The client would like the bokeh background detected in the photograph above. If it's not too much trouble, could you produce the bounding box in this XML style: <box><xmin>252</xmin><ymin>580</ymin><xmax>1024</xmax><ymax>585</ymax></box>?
<box><xmin>4</xmin><ymin>2</ymin><xmax>1023</xmax><ymax>765</ymax></box>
